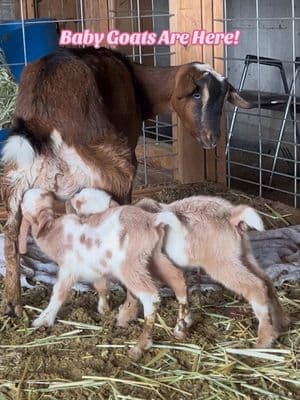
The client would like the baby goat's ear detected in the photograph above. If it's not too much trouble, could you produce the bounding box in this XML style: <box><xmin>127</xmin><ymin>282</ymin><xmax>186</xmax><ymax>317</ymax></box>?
<box><xmin>36</xmin><ymin>210</ymin><xmax>54</xmax><ymax>239</ymax></box>
<box><xmin>18</xmin><ymin>216</ymin><xmax>31</xmax><ymax>254</ymax></box>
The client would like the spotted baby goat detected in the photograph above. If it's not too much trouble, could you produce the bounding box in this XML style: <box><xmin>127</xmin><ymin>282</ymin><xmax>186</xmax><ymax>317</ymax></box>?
<box><xmin>19</xmin><ymin>188</ymin><xmax>190</xmax><ymax>360</ymax></box>
<box><xmin>72</xmin><ymin>189</ymin><xmax>290</xmax><ymax>348</ymax></box>
<box><xmin>69</xmin><ymin>188</ymin><xmax>192</xmax><ymax>337</ymax></box>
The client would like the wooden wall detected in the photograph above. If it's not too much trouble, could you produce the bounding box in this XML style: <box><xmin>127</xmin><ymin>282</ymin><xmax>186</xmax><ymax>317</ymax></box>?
<box><xmin>170</xmin><ymin>0</ymin><xmax>226</xmax><ymax>186</ymax></box>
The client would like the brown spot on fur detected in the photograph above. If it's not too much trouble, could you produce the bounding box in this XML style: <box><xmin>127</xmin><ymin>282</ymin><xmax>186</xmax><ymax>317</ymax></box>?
<box><xmin>80</xmin><ymin>233</ymin><xmax>86</xmax><ymax>244</ymax></box>
<box><xmin>76</xmin><ymin>199</ymin><xmax>83</xmax><ymax>211</ymax></box>
<box><xmin>106</xmin><ymin>250</ymin><xmax>112</xmax><ymax>259</ymax></box>
<box><xmin>79</xmin><ymin>233</ymin><xmax>93</xmax><ymax>249</ymax></box>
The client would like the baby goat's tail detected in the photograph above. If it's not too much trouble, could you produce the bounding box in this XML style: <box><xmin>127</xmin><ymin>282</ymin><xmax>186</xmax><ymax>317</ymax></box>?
<box><xmin>230</xmin><ymin>205</ymin><xmax>264</xmax><ymax>232</ymax></box>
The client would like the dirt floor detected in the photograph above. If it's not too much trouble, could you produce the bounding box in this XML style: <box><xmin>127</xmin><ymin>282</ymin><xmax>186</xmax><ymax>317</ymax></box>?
<box><xmin>0</xmin><ymin>183</ymin><xmax>300</xmax><ymax>400</ymax></box>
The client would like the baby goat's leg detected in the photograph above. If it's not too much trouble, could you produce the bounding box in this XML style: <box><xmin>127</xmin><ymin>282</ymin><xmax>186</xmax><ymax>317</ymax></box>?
<box><xmin>202</xmin><ymin>260</ymin><xmax>279</xmax><ymax>348</ymax></box>
<box><xmin>33</xmin><ymin>270</ymin><xmax>74</xmax><ymax>328</ymax></box>
<box><xmin>116</xmin><ymin>291</ymin><xmax>140</xmax><ymax>328</ymax></box>
<box><xmin>245</xmin><ymin>252</ymin><xmax>290</xmax><ymax>333</ymax></box>
<box><xmin>151</xmin><ymin>251</ymin><xmax>192</xmax><ymax>339</ymax></box>
<box><xmin>118</xmin><ymin>267</ymin><xmax>159</xmax><ymax>361</ymax></box>
<box><xmin>94</xmin><ymin>277</ymin><xmax>110</xmax><ymax>315</ymax></box>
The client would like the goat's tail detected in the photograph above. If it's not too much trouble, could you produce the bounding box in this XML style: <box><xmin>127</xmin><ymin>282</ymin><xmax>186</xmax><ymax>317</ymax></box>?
<box><xmin>230</xmin><ymin>205</ymin><xmax>264</xmax><ymax>232</ymax></box>
<box><xmin>1</xmin><ymin>118</ymin><xmax>50</xmax><ymax>168</ymax></box>
<box><xmin>154</xmin><ymin>211</ymin><xmax>181</xmax><ymax>230</ymax></box>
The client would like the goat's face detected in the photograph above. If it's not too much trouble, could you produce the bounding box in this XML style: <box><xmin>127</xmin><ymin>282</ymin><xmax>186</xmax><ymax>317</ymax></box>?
<box><xmin>171</xmin><ymin>63</ymin><xmax>252</xmax><ymax>149</ymax></box>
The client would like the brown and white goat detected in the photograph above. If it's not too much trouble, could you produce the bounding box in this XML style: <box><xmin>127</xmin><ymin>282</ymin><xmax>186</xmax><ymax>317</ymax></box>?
<box><xmin>19</xmin><ymin>188</ymin><xmax>188</xmax><ymax>360</ymax></box>
<box><xmin>72</xmin><ymin>188</ymin><xmax>289</xmax><ymax>348</ymax></box>
<box><xmin>69</xmin><ymin>188</ymin><xmax>192</xmax><ymax>337</ymax></box>
<box><xmin>135</xmin><ymin>196</ymin><xmax>290</xmax><ymax>348</ymax></box>
<box><xmin>1</xmin><ymin>46</ymin><xmax>251</xmax><ymax>317</ymax></box>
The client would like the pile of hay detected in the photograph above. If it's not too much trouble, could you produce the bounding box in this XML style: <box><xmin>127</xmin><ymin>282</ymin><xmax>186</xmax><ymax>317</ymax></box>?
<box><xmin>0</xmin><ymin>49</ymin><xmax>17</xmax><ymax>129</ymax></box>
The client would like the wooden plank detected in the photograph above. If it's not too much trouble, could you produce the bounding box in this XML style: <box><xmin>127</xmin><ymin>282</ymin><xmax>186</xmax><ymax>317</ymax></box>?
<box><xmin>15</xmin><ymin>0</ymin><xmax>36</xmax><ymax>19</ymax></box>
<box><xmin>202</xmin><ymin>0</ymin><xmax>217</xmax><ymax>182</ymax></box>
<box><xmin>213</xmin><ymin>0</ymin><xmax>226</xmax><ymax>186</ymax></box>
<box><xmin>84</xmin><ymin>0</ymin><xmax>110</xmax><ymax>37</ymax></box>
<box><xmin>170</xmin><ymin>0</ymin><xmax>205</xmax><ymax>184</ymax></box>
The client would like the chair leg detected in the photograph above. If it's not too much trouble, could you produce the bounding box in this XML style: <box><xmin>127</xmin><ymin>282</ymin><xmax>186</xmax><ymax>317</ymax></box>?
<box><xmin>269</xmin><ymin>69</ymin><xmax>299</xmax><ymax>187</ymax></box>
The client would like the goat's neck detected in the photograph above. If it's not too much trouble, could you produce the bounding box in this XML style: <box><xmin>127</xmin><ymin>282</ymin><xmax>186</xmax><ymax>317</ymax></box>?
<box><xmin>133</xmin><ymin>64</ymin><xmax>180</xmax><ymax>118</ymax></box>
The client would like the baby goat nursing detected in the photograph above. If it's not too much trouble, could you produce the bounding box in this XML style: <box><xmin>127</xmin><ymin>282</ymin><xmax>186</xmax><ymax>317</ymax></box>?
<box><xmin>19</xmin><ymin>188</ymin><xmax>190</xmax><ymax>360</ymax></box>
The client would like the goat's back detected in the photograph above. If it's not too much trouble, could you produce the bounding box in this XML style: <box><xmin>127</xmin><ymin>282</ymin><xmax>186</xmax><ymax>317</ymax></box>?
<box><xmin>13</xmin><ymin>47</ymin><xmax>142</xmax><ymax>149</ymax></box>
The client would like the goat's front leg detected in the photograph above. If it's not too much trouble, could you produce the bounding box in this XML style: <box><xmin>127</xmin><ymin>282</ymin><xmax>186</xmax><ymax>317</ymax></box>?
<box><xmin>2</xmin><ymin>167</ymin><xmax>27</xmax><ymax>317</ymax></box>
<box><xmin>33</xmin><ymin>270</ymin><xmax>74</xmax><ymax>328</ymax></box>
<box><xmin>3</xmin><ymin>218</ymin><xmax>22</xmax><ymax>317</ymax></box>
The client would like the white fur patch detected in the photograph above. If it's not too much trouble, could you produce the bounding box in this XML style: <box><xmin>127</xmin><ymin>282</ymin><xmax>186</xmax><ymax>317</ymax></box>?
<box><xmin>251</xmin><ymin>301</ymin><xmax>268</xmax><ymax>317</ymax></box>
<box><xmin>155</xmin><ymin>211</ymin><xmax>188</xmax><ymax>267</ymax></box>
<box><xmin>71</xmin><ymin>188</ymin><xmax>112</xmax><ymax>216</ymax></box>
<box><xmin>194</xmin><ymin>63</ymin><xmax>225</xmax><ymax>82</ymax></box>
<box><xmin>2</xmin><ymin>135</ymin><xmax>35</xmax><ymax>168</ymax></box>
<box><xmin>137</xmin><ymin>292</ymin><xmax>160</xmax><ymax>317</ymax></box>
<box><xmin>21</xmin><ymin>188</ymin><xmax>49</xmax><ymax>215</ymax></box>
<box><xmin>51</xmin><ymin>129</ymin><xmax>64</xmax><ymax>151</ymax></box>
<box><xmin>241</xmin><ymin>207</ymin><xmax>264</xmax><ymax>231</ymax></box>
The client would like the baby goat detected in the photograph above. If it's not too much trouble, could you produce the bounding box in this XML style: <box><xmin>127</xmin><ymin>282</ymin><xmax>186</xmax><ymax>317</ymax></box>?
<box><xmin>70</xmin><ymin>188</ymin><xmax>192</xmax><ymax>337</ymax></box>
<box><xmin>136</xmin><ymin>196</ymin><xmax>290</xmax><ymax>348</ymax></box>
<box><xmin>19</xmin><ymin>189</ymin><xmax>190</xmax><ymax>359</ymax></box>
<box><xmin>72</xmin><ymin>188</ymin><xmax>289</xmax><ymax>348</ymax></box>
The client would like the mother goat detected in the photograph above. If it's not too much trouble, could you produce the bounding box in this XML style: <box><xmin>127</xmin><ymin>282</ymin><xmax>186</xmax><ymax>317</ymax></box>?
<box><xmin>1</xmin><ymin>47</ymin><xmax>250</xmax><ymax>316</ymax></box>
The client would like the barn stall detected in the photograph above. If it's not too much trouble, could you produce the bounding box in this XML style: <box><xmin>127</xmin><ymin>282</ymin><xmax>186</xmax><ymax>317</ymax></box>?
<box><xmin>0</xmin><ymin>0</ymin><xmax>299</xmax><ymax>399</ymax></box>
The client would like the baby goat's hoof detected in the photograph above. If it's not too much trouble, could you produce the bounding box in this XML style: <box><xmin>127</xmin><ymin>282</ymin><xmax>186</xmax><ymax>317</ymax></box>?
<box><xmin>32</xmin><ymin>315</ymin><xmax>54</xmax><ymax>329</ymax></box>
<box><xmin>2</xmin><ymin>301</ymin><xmax>23</xmax><ymax>318</ymax></box>
<box><xmin>116</xmin><ymin>302</ymin><xmax>139</xmax><ymax>328</ymax></box>
<box><xmin>173</xmin><ymin>320</ymin><xmax>188</xmax><ymax>340</ymax></box>
<box><xmin>128</xmin><ymin>346</ymin><xmax>143</xmax><ymax>361</ymax></box>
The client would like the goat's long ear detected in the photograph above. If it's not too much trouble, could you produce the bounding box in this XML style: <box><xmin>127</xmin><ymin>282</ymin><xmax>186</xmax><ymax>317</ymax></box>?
<box><xmin>18</xmin><ymin>217</ymin><xmax>31</xmax><ymax>254</ymax></box>
<box><xmin>36</xmin><ymin>210</ymin><xmax>54</xmax><ymax>239</ymax></box>
<box><xmin>227</xmin><ymin>82</ymin><xmax>253</xmax><ymax>109</ymax></box>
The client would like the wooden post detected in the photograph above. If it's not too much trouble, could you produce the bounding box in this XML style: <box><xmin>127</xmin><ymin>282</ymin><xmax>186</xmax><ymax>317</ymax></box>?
<box><xmin>84</xmin><ymin>0</ymin><xmax>110</xmax><ymax>36</ymax></box>
<box><xmin>170</xmin><ymin>0</ymin><xmax>226</xmax><ymax>185</ymax></box>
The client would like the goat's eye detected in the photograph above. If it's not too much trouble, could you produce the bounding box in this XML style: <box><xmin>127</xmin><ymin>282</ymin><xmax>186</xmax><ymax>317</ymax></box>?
<box><xmin>193</xmin><ymin>92</ymin><xmax>201</xmax><ymax>100</ymax></box>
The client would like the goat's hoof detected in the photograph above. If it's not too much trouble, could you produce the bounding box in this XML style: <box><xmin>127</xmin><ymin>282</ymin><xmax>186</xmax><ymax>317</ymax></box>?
<box><xmin>116</xmin><ymin>315</ymin><xmax>130</xmax><ymax>328</ymax></box>
<box><xmin>184</xmin><ymin>313</ymin><xmax>193</xmax><ymax>328</ymax></box>
<box><xmin>97</xmin><ymin>303</ymin><xmax>111</xmax><ymax>316</ymax></box>
<box><xmin>128</xmin><ymin>346</ymin><xmax>143</xmax><ymax>361</ymax></box>
<box><xmin>255</xmin><ymin>337</ymin><xmax>276</xmax><ymax>349</ymax></box>
<box><xmin>2</xmin><ymin>301</ymin><xmax>23</xmax><ymax>318</ymax></box>
<box><xmin>173</xmin><ymin>320</ymin><xmax>188</xmax><ymax>340</ymax></box>
<box><xmin>32</xmin><ymin>316</ymin><xmax>54</xmax><ymax>329</ymax></box>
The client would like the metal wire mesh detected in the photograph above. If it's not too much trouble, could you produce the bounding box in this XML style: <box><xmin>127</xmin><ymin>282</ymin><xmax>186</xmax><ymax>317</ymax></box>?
<box><xmin>222</xmin><ymin>0</ymin><xmax>299</xmax><ymax>207</ymax></box>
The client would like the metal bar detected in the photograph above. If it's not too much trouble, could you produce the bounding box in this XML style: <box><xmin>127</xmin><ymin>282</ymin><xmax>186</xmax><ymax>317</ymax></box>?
<box><xmin>268</xmin><ymin>68</ymin><xmax>299</xmax><ymax>186</ymax></box>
